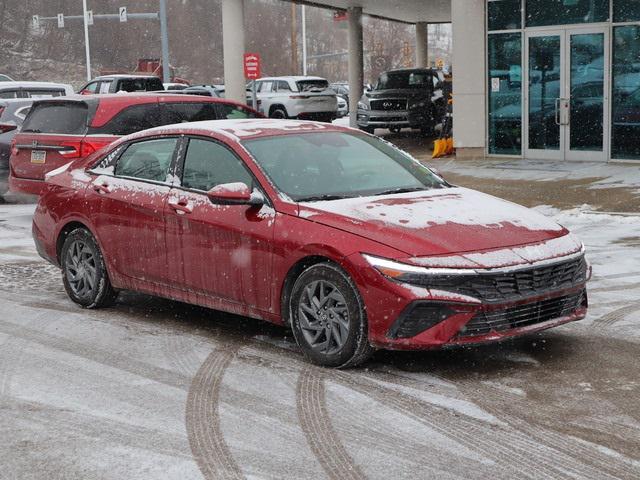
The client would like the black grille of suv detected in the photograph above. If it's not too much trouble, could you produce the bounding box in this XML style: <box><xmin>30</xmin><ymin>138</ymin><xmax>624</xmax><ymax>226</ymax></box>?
<box><xmin>457</xmin><ymin>290</ymin><xmax>586</xmax><ymax>338</ymax></box>
<box><xmin>409</xmin><ymin>255</ymin><xmax>588</xmax><ymax>303</ymax></box>
<box><xmin>370</xmin><ymin>99</ymin><xmax>407</xmax><ymax>111</ymax></box>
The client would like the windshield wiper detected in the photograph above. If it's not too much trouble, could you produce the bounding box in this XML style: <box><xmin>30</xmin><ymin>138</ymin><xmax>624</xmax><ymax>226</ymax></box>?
<box><xmin>374</xmin><ymin>187</ymin><xmax>427</xmax><ymax>196</ymax></box>
<box><xmin>297</xmin><ymin>194</ymin><xmax>350</xmax><ymax>202</ymax></box>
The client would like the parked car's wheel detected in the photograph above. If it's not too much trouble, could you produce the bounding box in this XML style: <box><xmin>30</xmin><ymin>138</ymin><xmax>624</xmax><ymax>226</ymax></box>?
<box><xmin>290</xmin><ymin>263</ymin><xmax>374</xmax><ymax>368</ymax></box>
<box><xmin>270</xmin><ymin>107</ymin><xmax>288</xmax><ymax>119</ymax></box>
<box><xmin>61</xmin><ymin>228</ymin><xmax>118</xmax><ymax>308</ymax></box>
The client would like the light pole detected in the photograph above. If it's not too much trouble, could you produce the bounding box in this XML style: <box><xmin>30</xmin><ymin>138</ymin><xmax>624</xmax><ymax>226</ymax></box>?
<box><xmin>159</xmin><ymin>0</ymin><xmax>170</xmax><ymax>83</ymax></box>
<box><xmin>82</xmin><ymin>0</ymin><xmax>91</xmax><ymax>81</ymax></box>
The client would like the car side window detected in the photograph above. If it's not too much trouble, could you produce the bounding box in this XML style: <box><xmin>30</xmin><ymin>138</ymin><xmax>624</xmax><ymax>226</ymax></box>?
<box><xmin>215</xmin><ymin>104</ymin><xmax>259</xmax><ymax>119</ymax></box>
<box><xmin>259</xmin><ymin>81</ymin><xmax>273</xmax><ymax>93</ymax></box>
<box><xmin>83</xmin><ymin>82</ymin><xmax>99</xmax><ymax>94</ymax></box>
<box><xmin>92</xmin><ymin>104</ymin><xmax>162</xmax><ymax>135</ymax></box>
<box><xmin>115</xmin><ymin>138</ymin><xmax>178</xmax><ymax>183</ymax></box>
<box><xmin>99</xmin><ymin>81</ymin><xmax>112</xmax><ymax>94</ymax></box>
<box><xmin>164</xmin><ymin>102</ymin><xmax>219</xmax><ymax>123</ymax></box>
<box><xmin>182</xmin><ymin>138</ymin><xmax>253</xmax><ymax>192</ymax></box>
<box><xmin>276</xmin><ymin>81</ymin><xmax>291</xmax><ymax>92</ymax></box>
<box><xmin>0</xmin><ymin>90</ymin><xmax>18</xmax><ymax>99</ymax></box>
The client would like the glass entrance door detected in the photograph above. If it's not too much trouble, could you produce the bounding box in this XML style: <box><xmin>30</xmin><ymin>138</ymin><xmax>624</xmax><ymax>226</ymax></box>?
<box><xmin>525</xmin><ymin>28</ymin><xmax>608</xmax><ymax>161</ymax></box>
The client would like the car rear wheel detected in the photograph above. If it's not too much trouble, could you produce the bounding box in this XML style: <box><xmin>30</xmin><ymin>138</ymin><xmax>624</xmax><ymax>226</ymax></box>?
<box><xmin>61</xmin><ymin>228</ymin><xmax>118</xmax><ymax>308</ymax></box>
<box><xmin>290</xmin><ymin>263</ymin><xmax>374</xmax><ymax>368</ymax></box>
<box><xmin>270</xmin><ymin>107</ymin><xmax>288</xmax><ymax>119</ymax></box>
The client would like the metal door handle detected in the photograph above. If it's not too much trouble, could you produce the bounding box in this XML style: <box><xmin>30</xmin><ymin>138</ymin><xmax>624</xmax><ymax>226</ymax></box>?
<box><xmin>168</xmin><ymin>198</ymin><xmax>193</xmax><ymax>214</ymax></box>
<box><xmin>555</xmin><ymin>98</ymin><xmax>561</xmax><ymax>126</ymax></box>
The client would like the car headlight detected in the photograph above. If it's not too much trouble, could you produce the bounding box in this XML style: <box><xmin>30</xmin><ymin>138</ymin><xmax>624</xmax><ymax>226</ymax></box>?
<box><xmin>362</xmin><ymin>254</ymin><xmax>471</xmax><ymax>283</ymax></box>
<box><xmin>357</xmin><ymin>101</ymin><xmax>369</xmax><ymax>111</ymax></box>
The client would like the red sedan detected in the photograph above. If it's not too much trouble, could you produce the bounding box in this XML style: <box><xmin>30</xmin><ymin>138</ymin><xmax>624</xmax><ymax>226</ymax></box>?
<box><xmin>33</xmin><ymin>119</ymin><xmax>589</xmax><ymax>367</ymax></box>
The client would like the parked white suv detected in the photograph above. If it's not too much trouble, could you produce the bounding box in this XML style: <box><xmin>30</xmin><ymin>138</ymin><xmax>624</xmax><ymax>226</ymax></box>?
<box><xmin>250</xmin><ymin>76</ymin><xmax>337</xmax><ymax>122</ymax></box>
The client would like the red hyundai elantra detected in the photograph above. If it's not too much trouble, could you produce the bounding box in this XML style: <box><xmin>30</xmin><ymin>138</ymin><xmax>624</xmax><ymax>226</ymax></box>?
<box><xmin>33</xmin><ymin>119</ymin><xmax>589</xmax><ymax>367</ymax></box>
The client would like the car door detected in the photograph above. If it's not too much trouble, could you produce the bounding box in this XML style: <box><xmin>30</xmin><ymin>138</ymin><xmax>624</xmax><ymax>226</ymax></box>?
<box><xmin>165</xmin><ymin>136</ymin><xmax>275</xmax><ymax>312</ymax></box>
<box><xmin>86</xmin><ymin>136</ymin><xmax>180</xmax><ymax>286</ymax></box>
<box><xmin>258</xmin><ymin>81</ymin><xmax>274</xmax><ymax>114</ymax></box>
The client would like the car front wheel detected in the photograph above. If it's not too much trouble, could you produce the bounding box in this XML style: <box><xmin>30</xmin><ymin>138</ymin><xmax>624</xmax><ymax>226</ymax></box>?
<box><xmin>61</xmin><ymin>228</ymin><xmax>118</xmax><ymax>308</ymax></box>
<box><xmin>290</xmin><ymin>263</ymin><xmax>374</xmax><ymax>368</ymax></box>
<box><xmin>270</xmin><ymin>107</ymin><xmax>288</xmax><ymax>119</ymax></box>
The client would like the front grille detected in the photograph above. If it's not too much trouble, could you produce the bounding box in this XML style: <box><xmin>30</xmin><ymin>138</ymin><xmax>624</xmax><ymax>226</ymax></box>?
<box><xmin>410</xmin><ymin>255</ymin><xmax>588</xmax><ymax>303</ymax></box>
<box><xmin>370</xmin><ymin>99</ymin><xmax>407</xmax><ymax>111</ymax></box>
<box><xmin>369</xmin><ymin>116</ymin><xmax>407</xmax><ymax>123</ymax></box>
<box><xmin>457</xmin><ymin>290</ymin><xmax>586</xmax><ymax>338</ymax></box>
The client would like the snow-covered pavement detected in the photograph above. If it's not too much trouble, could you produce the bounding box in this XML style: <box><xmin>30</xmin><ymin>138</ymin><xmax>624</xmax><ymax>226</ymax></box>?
<box><xmin>0</xmin><ymin>198</ymin><xmax>638</xmax><ymax>479</ymax></box>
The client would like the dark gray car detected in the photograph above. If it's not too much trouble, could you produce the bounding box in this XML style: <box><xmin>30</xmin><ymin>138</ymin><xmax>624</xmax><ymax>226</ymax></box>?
<box><xmin>0</xmin><ymin>99</ymin><xmax>33</xmax><ymax>195</ymax></box>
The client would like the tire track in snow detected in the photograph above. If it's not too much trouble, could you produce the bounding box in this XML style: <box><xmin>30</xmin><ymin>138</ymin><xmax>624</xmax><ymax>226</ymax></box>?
<box><xmin>296</xmin><ymin>365</ymin><xmax>366</xmax><ymax>480</ymax></box>
<box><xmin>592</xmin><ymin>303</ymin><xmax>640</xmax><ymax>328</ymax></box>
<box><xmin>186</xmin><ymin>344</ymin><xmax>244</xmax><ymax>480</ymax></box>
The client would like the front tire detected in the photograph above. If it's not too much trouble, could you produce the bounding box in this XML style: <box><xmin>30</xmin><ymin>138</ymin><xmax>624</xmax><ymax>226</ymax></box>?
<box><xmin>290</xmin><ymin>263</ymin><xmax>373</xmax><ymax>368</ymax></box>
<box><xmin>61</xmin><ymin>228</ymin><xmax>118</xmax><ymax>308</ymax></box>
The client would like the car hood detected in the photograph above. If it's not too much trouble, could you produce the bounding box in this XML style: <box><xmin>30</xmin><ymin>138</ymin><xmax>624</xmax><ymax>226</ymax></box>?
<box><xmin>297</xmin><ymin>187</ymin><xmax>571</xmax><ymax>258</ymax></box>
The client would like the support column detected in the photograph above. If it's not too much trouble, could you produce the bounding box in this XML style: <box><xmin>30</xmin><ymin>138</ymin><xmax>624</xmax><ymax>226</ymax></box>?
<box><xmin>451</xmin><ymin>0</ymin><xmax>486</xmax><ymax>158</ymax></box>
<box><xmin>222</xmin><ymin>0</ymin><xmax>246</xmax><ymax>104</ymax></box>
<box><xmin>415</xmin><ymin>22</ymin><xmax>429</xmax><ymax>68</ymax></box>
<box><xmin>347</xmin><ymin>7</ymin><xmax>364</xmax><ymax>128</ymax></box>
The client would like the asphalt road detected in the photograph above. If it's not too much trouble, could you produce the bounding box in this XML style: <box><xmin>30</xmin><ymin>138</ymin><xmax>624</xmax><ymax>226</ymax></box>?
<box><xmin>0</xmin><ymin>200</ymin><xmax>638</xmax><ymax>480</ymax></box>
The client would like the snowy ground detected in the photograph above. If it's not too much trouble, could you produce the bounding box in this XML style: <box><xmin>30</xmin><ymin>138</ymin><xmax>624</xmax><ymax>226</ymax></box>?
<box><xmin>0</xmin><ymin>186</ymin><xmax>639</xmax><ymax>478</ymax></box>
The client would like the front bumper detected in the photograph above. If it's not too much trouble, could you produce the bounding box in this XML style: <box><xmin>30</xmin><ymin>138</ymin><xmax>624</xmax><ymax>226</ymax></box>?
<box><xmin>348</xmin><ymin>252</ymin><xmax>589</xmax><ymax>351</ymax></box>
<box><xmin>356</xmin><ymin>109</ymin><xmax>432</xmax><ymax>129</ymax></box>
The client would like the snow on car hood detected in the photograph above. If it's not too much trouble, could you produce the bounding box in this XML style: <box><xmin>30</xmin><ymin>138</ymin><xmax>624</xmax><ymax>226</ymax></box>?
<box><xmin>298</xmin><ymin>187</ymin><xmax>571</xmax><ymax>258</ymax></box>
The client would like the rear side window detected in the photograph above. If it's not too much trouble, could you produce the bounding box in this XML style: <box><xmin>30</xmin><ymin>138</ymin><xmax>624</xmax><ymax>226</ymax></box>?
<box><xmin>215</xmin><ymin>104</ymin><xmax>259</xmax><ymax>119</ymax></box>
<box><xmin>115</xmin><ymin>138</ymin><xmax>178</xmax><ymax>182</ymax></box>
<box><xmin>0</xmin><ymin>90</ymin><xmax>18</xmax><ymax>99</ymax></box>
<box><xmin>117</xmin><ymin>78</ymin><xmax>163</xmax><ymax>92</ymax></box>
<box><xmin>163</xmin><ymin>102</ymin><xmax>219</xmax><ymax>123</ymax></box>
<box><xmin>145</xmin><ymin>78</ymin><xmax>164</xmax><ymax>91</ymax></box>
<box><xmin>98</xmin><ymin>81</ymin><xmax>112</xmax><ymax>94</ymax></box>
<box><xmin>276</xmin><ymin>81</ymin><xmax>291</xmax><ymax>92</ymax></box>
<box><xmin>90</xmin><ymin>104</ymin><xmax>162</xmax><ymax>135</ymax></box>
<box><xmin>182</xmin><ymin>138</ymin><xmax>253</xmax><ymax>191</ymax></box>
<box><xmin>21</xmin><ymin>103</ymin><xmax>88</xmax><ymax>134</ymax></box>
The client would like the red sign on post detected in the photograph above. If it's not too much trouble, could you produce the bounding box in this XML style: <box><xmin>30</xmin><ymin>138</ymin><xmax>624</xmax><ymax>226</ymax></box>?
<box><xmin>243</xmin><ymin>53</ymin><xmax>261</xmax><ymax>80</ymax></box>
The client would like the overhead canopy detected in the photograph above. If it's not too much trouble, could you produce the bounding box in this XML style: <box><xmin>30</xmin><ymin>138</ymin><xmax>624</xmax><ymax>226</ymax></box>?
<box><xmin>293</xmin><ymin>0</ymin><xmax>451</xmax><ymax>23</ymax></box>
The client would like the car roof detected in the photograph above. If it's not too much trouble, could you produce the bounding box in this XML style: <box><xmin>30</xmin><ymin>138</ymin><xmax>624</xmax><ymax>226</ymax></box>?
<box><xmin>138</xmin><ymin>118</ymin><xmax>353</xmax><ymax>142</ymax></box>
<box><xmin>257</xmin><ymin>76</ymin><xmax>327</xmax><ymax>82</ymax></box>
<box><xmin>0</xmin><ymin>81</ymin><xmax>73</xmax><ymax>90</ymax></box>
<box><xmin>93</xmin><ymin>74</ymin><xmax>161</xmax><ymax>80</ymax></box>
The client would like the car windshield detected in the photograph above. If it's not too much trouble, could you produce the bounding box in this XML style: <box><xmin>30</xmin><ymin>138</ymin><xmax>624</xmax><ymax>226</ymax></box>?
<box><xmin>375</xmin><ymin>71</ymin><xmax>430</xmax><ymax>90</ymax></box>
<box><xmin>243</xmin><ymin>131</ymin><xmax>447</xmax><ymax>202</ymax></box>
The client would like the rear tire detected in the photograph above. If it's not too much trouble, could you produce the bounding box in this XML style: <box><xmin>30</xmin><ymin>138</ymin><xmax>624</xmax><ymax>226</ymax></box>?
<box><xmin>61</xmin><ymin>228</ymin><xmax>118</xmax><ymax>309</ymax></box>
<box><xmin>290</xmin><ymin>263</ymin><xmax>374</xmax><ymax>368</ymax></box>
<box><xmin>270</xmin><ymin>107</ymin><xmax>288</xmax><ymax>119</ymax></box>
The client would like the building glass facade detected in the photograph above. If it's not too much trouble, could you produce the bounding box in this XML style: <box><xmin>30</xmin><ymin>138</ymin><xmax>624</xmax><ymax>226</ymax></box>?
<box><xmin>487</xmin><ymin>0</ymin><xmax>640</xmax><ymax>160</ymax></box>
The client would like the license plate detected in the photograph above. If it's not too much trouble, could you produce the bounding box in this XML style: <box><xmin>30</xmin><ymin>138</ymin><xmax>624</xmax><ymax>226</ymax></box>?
<box><xmin>31</xmin><ymin>150</ymin><xmax>46</xmax><ymax>164</ymax></box>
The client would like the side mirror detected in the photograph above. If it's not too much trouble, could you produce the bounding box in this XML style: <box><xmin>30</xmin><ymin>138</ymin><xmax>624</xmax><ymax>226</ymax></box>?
<box><xmin>207</xmin><ymin>182</ymin><xmax>265</xmax><ymax>207</ymax></box>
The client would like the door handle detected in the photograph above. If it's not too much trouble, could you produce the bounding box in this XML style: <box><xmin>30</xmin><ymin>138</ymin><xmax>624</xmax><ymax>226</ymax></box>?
<box><xmin>555</xmin><ymin>98</ymin><xmax>561</xmax><ymax>126</ymax></box>
<box><xmin>168</xmin><ymin>198</ymin><xmax>193</xmax><ymax>215</ymax></box>
<box><xmin>92</xmin><ymin>179</ymin><xmax>111</xmax><ymax>194</ymax></box>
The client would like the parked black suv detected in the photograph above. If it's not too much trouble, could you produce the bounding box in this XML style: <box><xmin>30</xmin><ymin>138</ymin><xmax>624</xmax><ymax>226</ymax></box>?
<box><xmin>356</xmin><ymin>68</ymin><xmax>446</xmax><ymax>135</ymax></box>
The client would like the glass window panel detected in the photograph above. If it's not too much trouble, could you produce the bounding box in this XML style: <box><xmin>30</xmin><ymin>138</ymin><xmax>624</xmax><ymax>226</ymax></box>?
<box><xmin>488</xmin><ymin>33</ymin><xmax>522</xmax><ymax>154</ymax></box>
<box><xmin>526</xmin><ymin>0</ymin><xmax>609</xmax><ymax>26</ymax></box>
<box><xmin>115</xmin><ymin>138</ymin><xmax>177</xmax><ymax>182</ymax></box>
<box><xmin>528</xmin><ymin>35</ymin><xmax>561</xmax><ymax>150</ymax></box>
<box><xmin>182</xmin><ymin>139</ymin><xmax>253</xmax><ymax>192</ymax></box>
<box><xmin>570</xmin><ymin>33</ymin><xmax>604</xmax><ymax>151</ymax></box>
<box><xmin>614</xmin><ymin>0</ymin><xmax>640</xmax><ymax>22</ymax></box>
<box><xmin>488</xmin><ymin>0</ymin><xmax>522</xmax><ymax>31</ymax></box>
<box><xmin>612</xmin><ymin>26</ymin><xmax>640</xmax><ymax>159</ymax></box>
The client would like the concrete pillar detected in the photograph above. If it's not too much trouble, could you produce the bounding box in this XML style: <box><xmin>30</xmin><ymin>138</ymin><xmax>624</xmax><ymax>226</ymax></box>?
<box><xmin>222</xmin><ymin>0</ymin><xmax>246</xmax><ymax>104</ymax></box>
<box><xmin>415</xmin><ymin>22</ymin><xmax>429</xmax><ymax>68</ymax></box>
<box><xmin>347</xmin><ymin>7</ymin><xmax>364</xmax><ymax>128</ymax></box>
<box><xmin>451</xmin><ymin>0</ymin><xmax>486</xmax><ymax>158</ymax></box>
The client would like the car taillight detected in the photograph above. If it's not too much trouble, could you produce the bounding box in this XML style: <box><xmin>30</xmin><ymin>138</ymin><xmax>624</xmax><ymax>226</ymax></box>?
<box><xmin>10</xmin><ymin>137</ymin><xmax>18</xmax><ymax>156</ymax></box>
<box><xmin>59</xmin><ymin>141</ymin><xmax>83</xmax><ymax>158</ymax></box>
<box><xmin>80</xmin><ymin>140</ymin><xmax>99</xmax><ymax>157</ymax></box>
